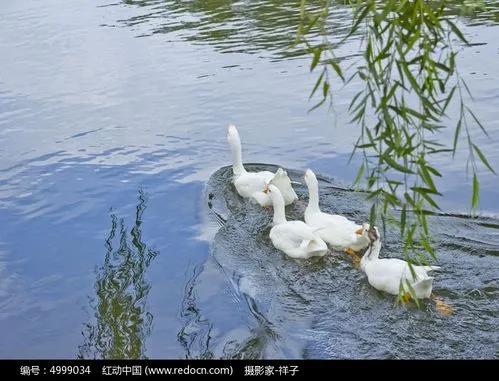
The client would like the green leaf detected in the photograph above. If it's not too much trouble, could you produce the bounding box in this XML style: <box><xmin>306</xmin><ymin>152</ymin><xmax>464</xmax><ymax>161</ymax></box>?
<box><xmin>323</xmin><ymin>80</ymin><xmax>330</xmax><ymax>98</ymax></box>
<box><xmin>452</xmin><ymin>118</ymin><xmax>462</xmax><ymax>156</ymax></box>
<box><xmin>356</xmin><ymin>143</ymin><xmax>375</xmax><ymax>149</ymax></box>
<box><xmin>400</xmin><ymin>204</ymin><xmax>407</xmax><ymax>235</ymax></box>
<box><xmin>349</xmin><ymin>91</ymin><xmax>364</xmax><ymax>111</ymax></box>
<box><xmin>400</xmin><ymin>61</ymin><xmax>422</xmax><ymax>100</ymax></box>
<box><xmin>472</xmin><ymin>144</ymin><xmax>496</xmax><ymax>174</ymax></box>
<box><xmin>418</xmin><ymin>190</ymin><xmax>442</xmax><ymax>210</ymax></box>
<box><xmin>472</xmin><ymin>172</ymin><xmax>479</xmax><ymax>210</ymax></box>
<box><xmin>382</xmin><ymin>154</ymin><xmax>414</xmax><ymax>174</ymax></box>
<box><xmin>421</xmin><ymin>235</ymin><xmax>437</xmax><ymax>260</ymax></box>
<box><xmin>435</xmin><ymin>61</ymin><xmax>451</xmax><ymax>73</ymax></box>
<box><xmin>308</xmin><ymin>97</ymin><xmax>326</xmax><ymax>112</ymax></box>
<box><xmin>345</xmin><ymin>4</ymin><xmax>371</xmax><ymax>41</ymax></box>
<box><xmin>327</xmin><ymin>58</ymin><xmax>345</xmax><ymax>81</ymax></box>
<box><xmin>411</xmin><ymin>186</ymin><xmax>442</xmax><ymax>196</ymax></box>
<box><xmin>419</xmin><ymin>166</ymin><xmax>437</xmax><ymax>192</ymax></box>
<box><xmin>369</xmin><ymin>202</ymin><xmax>377</xmax><ymax>228</ymax></box>
<box><xmin>461</xmin><ymin>78</ymin><xmax>474</xmax><ymax>100</ymax></box>
<box><xmin>309</xmin><ymin>70</ymin><xmax>325</xmax><ymax>100</ymax></box>
<box><xmin>467</xmin><ymin>106</ymin><xmax>489</xmax><ymax>137</ymax></box>
<box><xmin>425</xmin><ymin>165</ymin><xmax>442</xmax><ymax>178</ymax></box>
<box><xmin>310</xmin><ymin>47</ymin><xmax>322</xmax><ymax>71</ymax></box>
<box><xmin>404</xmin><ymin>279</ymin><xmax>420</xmax><ymax>308</ymax></box>
<box><xmin>445</xmin><ymin>18</ymin><xmax>468</xmax><ymax>44</ymax></box>
<box><xmin>353</xmin><ymin>162</ymin><xmax>366</xmax><ymax>187</ymax></box>
<box><xmin>442</xmin><ymin>85</ymin><xmax>456</xmax><ymax>114</ymax></box>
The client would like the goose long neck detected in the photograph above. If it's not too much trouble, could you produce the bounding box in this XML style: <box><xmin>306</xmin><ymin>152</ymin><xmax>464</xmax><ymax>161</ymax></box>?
<box><xmin>306</xmin><ymin>178</ymin><xmax>320</xmax><ymax>212</ymax></box>
<box><xmin>371</xmin><ymin>239</ymin><xmax>381</xmax><ymax>260</ymax></box>
<box><xmin>229</xmin><ymin>135</ymin><xmax>245</xmax><ymax>176</ymax></box>
<box><xmin>362</xmin><ymin>239</ymin><xmax>381</xmax><ymax>263</ymax></box>
<box><xmin>360</xmin><ymin>239</ymin><xmax>380</xmax><ymax>272</ymax></box>
<box><xmin>270</xmin><ymin>191</ymin><xmax>287</xmax><ymax>225</ymax></box>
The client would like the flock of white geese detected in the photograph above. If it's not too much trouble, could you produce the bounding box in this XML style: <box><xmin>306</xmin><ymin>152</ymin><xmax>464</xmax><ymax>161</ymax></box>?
<box><xmin>227</xmin><ymin>124</ymin><xmax>441</xmax><ymax>301</ymax></box>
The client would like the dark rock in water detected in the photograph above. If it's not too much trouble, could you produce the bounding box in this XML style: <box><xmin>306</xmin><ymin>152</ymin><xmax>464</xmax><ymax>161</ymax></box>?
<box><xmin>178</xmin><ymin>164</ymin><xmax>499</xmax><ymax>359</ymax></box>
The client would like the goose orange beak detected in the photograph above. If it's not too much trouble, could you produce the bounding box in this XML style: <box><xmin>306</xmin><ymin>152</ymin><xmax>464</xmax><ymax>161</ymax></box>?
<box><xmin>355</xmin><ymin>228</ymin><xmax>363</xmax><ymax>235</ymax></box>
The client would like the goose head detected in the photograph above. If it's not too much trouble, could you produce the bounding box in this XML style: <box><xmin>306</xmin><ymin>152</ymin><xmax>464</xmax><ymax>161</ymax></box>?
<box><xmin>226</xmin><ymin>124</ymin><xmax>240</xmax><ymax>145</ymax></box>
<box><xmin>364</xmin><ymin>226</ymin><xmax>381</xmax><ymax>259</ymax></box>
<box><xmin>368</xmin><ymin>226</ymin><xmax>380</xmax><ymax>243</ymax></box>
<box><xmin>263</xmin><ymin>181</ymin><xmax>278</xmax><ymax>194</ymax></box>
<box><xmin>360</xmin><ymin>226</ymin><xmax>381</xmax><ymax>271</ymax></box>
<box><xmin>355</xmin><ymin>223</ymin><xmax>370</xmax><ymax>238</ymax></box>
<box><xmin>264</xmin><ymin>183</ymin><xmax>282</xmax><ymax>200</ymax></box>
<box><xmin>264</xmin><ymin>184</ymin><xmax>286</xmax><ymax>224</ymax></box>
<box><xmin>355</xmin><ymin>223</ymin><xmax>372</xmax><ymax>253</ymax></box>
<box><xmin>304</xmin><ymin>169</ymin><xmax>318</xmax><ymax>189</ymax></box>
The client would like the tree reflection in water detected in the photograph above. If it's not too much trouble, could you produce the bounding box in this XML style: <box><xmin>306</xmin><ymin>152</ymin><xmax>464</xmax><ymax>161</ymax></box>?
<box><xmin>78</xmin><ymin>190</ymin><xmax>158</xmax><ymax>359</ymax></box>
<box><xmin>177</xmin><ymin>265</ymin><xmax>214</xmax><ymax>359</ymax></box>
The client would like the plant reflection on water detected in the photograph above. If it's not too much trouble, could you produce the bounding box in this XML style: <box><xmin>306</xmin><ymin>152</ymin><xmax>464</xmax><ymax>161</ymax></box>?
<box><xmin>78</xmin><ymin>190</ymin><xmax>158</xmax><ymax>359</ymax></box>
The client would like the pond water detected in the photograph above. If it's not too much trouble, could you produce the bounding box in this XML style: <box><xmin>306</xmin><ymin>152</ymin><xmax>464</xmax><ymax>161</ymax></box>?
<box><xmin>0</xmin><ymin>0</ymin><xmax>498</xmax><ymax>358</ymax></box>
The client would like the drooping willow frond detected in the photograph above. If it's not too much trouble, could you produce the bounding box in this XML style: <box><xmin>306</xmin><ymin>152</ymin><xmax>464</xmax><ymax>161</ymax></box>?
<box><xmin>296</xmin><ymin>0</ymin><xmax>494</xmax><ymax>298</ymax></box>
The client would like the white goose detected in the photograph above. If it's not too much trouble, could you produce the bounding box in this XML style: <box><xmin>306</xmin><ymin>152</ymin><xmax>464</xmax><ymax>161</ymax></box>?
<box><xmin>303</xmin><ymin>169</ymin><xmax>369</xmax><ymax>254</ymax></box>
<box><xmin>266</xmin><ymin>185</ymin><xmax>327</xmax><ymax>259</ymax></box>
<box><xmin>227</xmin><ymin>124</ymin><xmax>298</xmax><ymax>207</ymax></box>
<box><xmin>360</xmin><ymin>227</ymin><xmax>440</xmax><ymax>300</ymax></box>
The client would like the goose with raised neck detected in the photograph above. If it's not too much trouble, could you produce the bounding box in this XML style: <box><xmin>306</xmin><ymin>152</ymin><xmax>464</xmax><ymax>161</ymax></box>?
<box><xmin>267</xmin><ymin>184</ymin><xmax>287</xmax><ymax>225</ymax></box>
<box><xmin>266</xmin><ymin>185</ymin><xmax>327</xmax><ymax>259</ymax></box>
<box><xmin>227</xmin><ymin>124</ymin><xmax>246</xmax><ymax>177</ymax></box>
<box><xmin>226</xmin><ymin>124</ymin><xmax>298</xmax><ymax>207</ymax></box>
<box><xmin>303</xmin><ymin>168</ymin><xmax>370</xmax><ymax>253</ymax></box>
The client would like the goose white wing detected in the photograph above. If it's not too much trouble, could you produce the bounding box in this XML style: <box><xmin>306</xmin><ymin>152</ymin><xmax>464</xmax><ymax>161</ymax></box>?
<box><xmin>270</xmin><ymin>221</ymin><xmax>327</xmax><ymax>258</ymax></box>
<box><xmin>364</xmin><ymin>258</ymin><xmax>435</xmax><ymax>296</ymax></box>
<box><xmin>307</xmin><ymin>212</ymin><xmax>363</xmax><ymax>249</ymax></box>
<box><xmin>234</xmin><ymin>171</ymin><xmax>274</xmax><ymax>205</ymax></box>
<box><xmin>314</xmin><ymin>212</ymin><xmax>355</xmax><ymax>226</ymax></box>
<box><xmin>280</xmin><ymin>221</ymin><xmax>320</xmax><ymax>242</ymax></box>
<box><xmin>364</xmin><ymin>259</ymin><xmax>408</xmax><ymax>295</ymax></box>
<box><xmin>269</xmin><ymin>168</ymin><xmax>298</xmax><ymax>205</ymax></box>
<box><xmin>234</xmin><ymin>171</ymin><xmax>273</xmax><ymax>195</ymax></box>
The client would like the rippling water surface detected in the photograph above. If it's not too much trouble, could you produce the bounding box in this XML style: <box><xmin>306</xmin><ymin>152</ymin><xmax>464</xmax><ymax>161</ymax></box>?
<box><xmin>0</xmin><ymin>0</ymin><xmax>498</xmax><ymax>358</ymax></box>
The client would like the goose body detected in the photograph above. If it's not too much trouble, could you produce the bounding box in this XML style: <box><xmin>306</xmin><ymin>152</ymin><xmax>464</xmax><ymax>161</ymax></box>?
<box><xmin>227</xmin><ymin>124</ymin><xmax>298</xmax><ymax>207</ymax></box>
<box><xmin>360</xmin><ymin>227</ymin><xmax>440</xmax><ymax>299</ymax></box>
<box><xmin>267</xmin><ymin>185</ymin><xmax>327</xmax><ymax>259</ymax></box>
<box><xmin>303</xmin><ymin>169</ymin><xmax>369</xmax><ymax>251</ymax></box>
